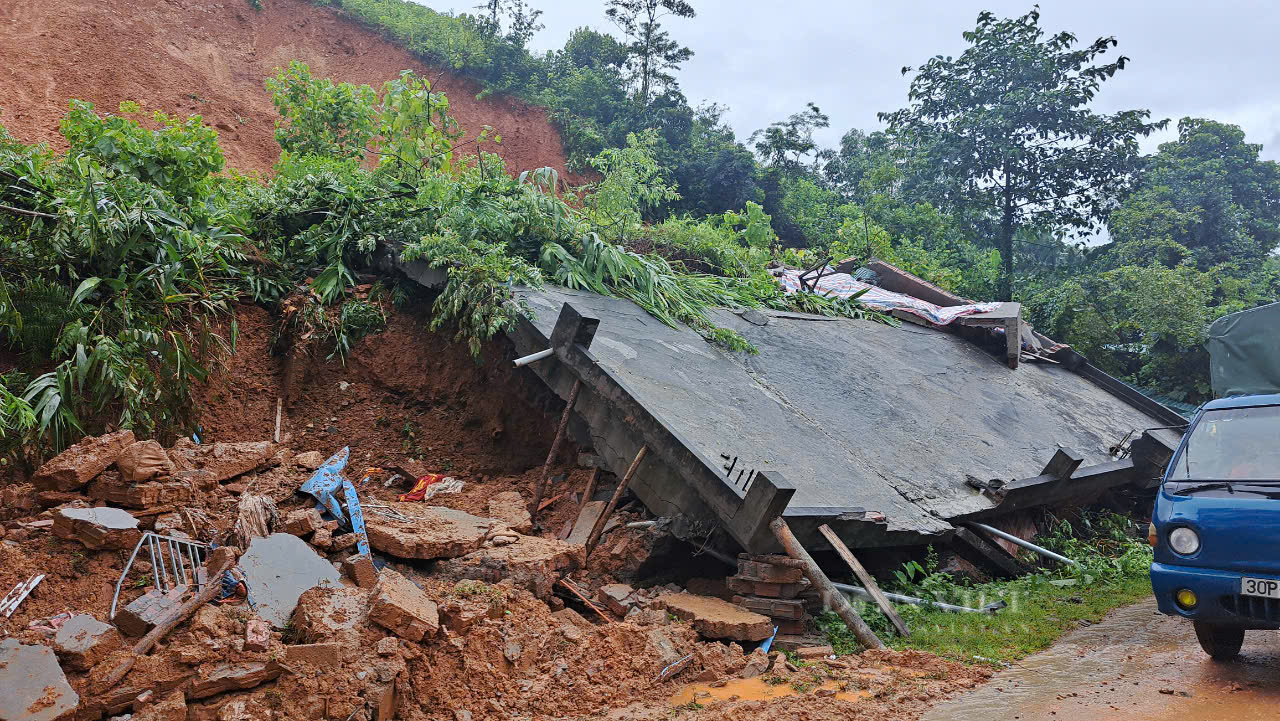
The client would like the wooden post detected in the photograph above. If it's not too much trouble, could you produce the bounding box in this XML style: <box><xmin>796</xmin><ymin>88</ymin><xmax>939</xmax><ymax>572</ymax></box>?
<box><xmin>818</xmin><ymin>524</ymin><xmax>909</xmax><ymax>637</ymax></box>
<box><xmin>769</xmin><ymin>517</ymin><xmax>886</xmax><ymax>650</ymax></box>
<box><xmin>578</xmin><ymin>467</ymin><xmax>601</xmax><ymax>511</ymax></box>
<box><xmin>531</xmin><ymin>378</ymin><xmax>582</xmax><ymax>524</ymax></box>
<box><xmin>585</xmin><ymin>445</ymin><xmax>647</xmax><ymax>556</ymax></box>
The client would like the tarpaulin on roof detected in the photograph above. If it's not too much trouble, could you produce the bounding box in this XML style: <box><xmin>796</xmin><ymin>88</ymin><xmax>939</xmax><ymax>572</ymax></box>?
<box><xmin>1207</xmin><ymin>301</ymin><xmax>1280</xmax><ymax>398</ymax></box>
<box><xmin>774</xmin><ymin>268</ymin><xmax>1000</xmax><ymax>326</ymax></box>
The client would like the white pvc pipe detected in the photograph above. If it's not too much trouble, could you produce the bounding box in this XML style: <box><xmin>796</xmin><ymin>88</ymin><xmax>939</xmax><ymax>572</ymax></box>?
<box><xmin>970</xmin><ymin>522</ymin><xmax>1078</xmax><ymax>567</ymax></box>
<box><xmin>833</xmin><ymin>582</ymin><xmax>988</xmax><ymax>614</ymax></box>
<box><xmin>513</xmin><ymin>348</ymin><xmax>554</xmax><ymax>367</ymax></box>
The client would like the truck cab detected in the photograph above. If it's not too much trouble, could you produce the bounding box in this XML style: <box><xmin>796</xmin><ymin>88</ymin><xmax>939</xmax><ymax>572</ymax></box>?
<box><xmin>1150</xmin><ymin>301</ymin><xmax>1280</xmax><ymax>659</ymax></box>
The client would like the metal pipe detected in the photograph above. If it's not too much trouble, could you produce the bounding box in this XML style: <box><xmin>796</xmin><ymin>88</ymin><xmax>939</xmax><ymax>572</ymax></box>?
<box><xmin>111</xmin><ymin>536</ymin><xmax>148</xmax><ymax>619</ymax></box>
<box><xmin>151</xmin><ymin>534</ymin><xmax>169</xmax><ymax>592</ymax></box>
<box><xmin>970</xmin><ymin>522</ymin><xmax>1078</xmax><ymax>567</ymax></box>
<box><xmin>833</xmin><ymin>582</ymin><xmax>987</xmax><ymax>614</ymax></box>
<box><xmin>513</xmin><ymin>348</ymin><xmax>553</xmax><ymax>367</ymax></box>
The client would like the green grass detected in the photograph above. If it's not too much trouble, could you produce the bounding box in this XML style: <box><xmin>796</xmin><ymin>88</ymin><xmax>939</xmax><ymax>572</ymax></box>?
<box><xmin>819</xmin><ymin>511</ymin><xmax>1155</xmax><ymax>665</ymax></box>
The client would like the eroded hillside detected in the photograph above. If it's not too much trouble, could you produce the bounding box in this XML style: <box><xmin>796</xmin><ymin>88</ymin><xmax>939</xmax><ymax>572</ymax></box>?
<box><xmin>0</xmin><ymin>0</ymin><xmax>579</xmax><ymax>178</ymax></box>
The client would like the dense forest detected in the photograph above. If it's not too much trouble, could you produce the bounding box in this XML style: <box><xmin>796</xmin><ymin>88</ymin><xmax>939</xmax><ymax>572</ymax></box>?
<box><xmin>1</xmin><ymin>1</ymin><xmax>1277</xmax><ymax>463</ymax></box>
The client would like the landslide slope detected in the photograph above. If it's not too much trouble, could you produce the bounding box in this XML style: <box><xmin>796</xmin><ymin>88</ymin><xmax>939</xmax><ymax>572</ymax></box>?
<box><xmin>0</xmin><ymin>0</ymin><xmax>577</xmax><ymax>177</ymax></box>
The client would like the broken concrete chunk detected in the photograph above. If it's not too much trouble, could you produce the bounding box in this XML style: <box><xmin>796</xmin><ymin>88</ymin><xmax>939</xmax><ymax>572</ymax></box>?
<box><xmin>86</xmin><ymin>473</ymin><xmax>192</xmax><ymax>509</ymax></box>
<box><xmin>54</xmin><ymin>614</ymin><xmax>123</xmax><ymax>671</ymax></box>
<box><xmin>439</xmin><ymin>597</ymin><xmax>503</xmax><ymax>635</ymax></box>
<box><xmin>53</xmin><ymin>506</ymin><xmax>141</xmax><ymax>550</ymax></box>
<box><xmin>0</xmin><ymin>638</ymin><xmax>80</xmax><ymax>721</ymax></box>
<box><xmin>436</xmin><ymin>535</ymin><xmax>584</xmax><ymax>600</ymax></box>
<box><xmin>310</xmin><ymin>526</ymin><xmax>333</xmax><ymax>550</ymax></box>
<box><xmin>167</xmin><ymin>439</ymin><xmax>276</xmax><ymax>483</ymax></box>
<box><xmin>116</xmin><ymin>440</ymin><xmax>175</xmax><ymax>483</ymax></box>
<box><xmin>292</xmin><ymin>586</ymin><xmax>371</xmax><ymax>645</ymax></box>
<box><xmin>32</xmin><ymin>429</ymin><xmax>135</xmax><ymax>492</ymax></box>
<box><xmin>597</xmin><ymin>583</ymin><xmax>637</xmax><ymax>617</ymax></box>
<box><xmin>342</xmin><ymin>554</ymin><xmax>379</xmax><ymax>589</ymax></box>
<box><xmin>486</xmin><ymin>491</ymin><xmax>532</xmax><ymax>534</ymax></box>
<box><xmin>244</xmin><ymin>618</ymin><xmax>270</xmax><ymax>652</ymax></box>
<box><xmin>365</xmin><ymin>505</ymin><xmax>497</xmax><ymax>560</ymax></box>
<box><xmin>655</xmin><ymin>593</ymin><xmax>773</xmax><ymax>642</ymax></box>
<box><xmin>292</xmin><ymin>450</ymin><xmax>325</xmax><ymax>470</ymax></box>
<box><xmin>375</xmin><ymin>636</ymin><xmax>400</xmax><ymax>657</ymax></box>
<box><xmin>1</xmin><ymin>483</ymin><xmax>38</xmax><ymax>518</ymax></box>
<box><xmin>131</xmin><ymin>689</ymin><xmax>186</xmax><ymax>721</ymax></box>
<box><xmin>795</xmin><ymin>644</ymin><xmax>834</xmax><ymax>660</ymax></box>
<box><xmin>738</xmin><ymin>647</ymin><xmax>771</xmax><ymax>679</ymax></box>
<box><xmin>188</xmin><ymin>661</ymin><xmax>283</xmax><ymax>699</ymax></box>
<box><xmin>239</xmin><ymin>533</ymin><xmax>341</xmax><ymax>628</ymax></box>
<box><xmin>116</xmin><ymin>586</ymin><xmax>187</xmax><ymax>637</ymax></box>
<box><xmin>280</xmin><ymin>507</ymin><xmax>321</xmax><ymax>537</ymax></box>
<box><xmin>369</xmin><ymin>569</ymin><xmax>439</xmax><ymax>642</ymax></box>
<box><xmin>566</xmin><ymin>501</ymin><xmax>606</xmax><ymax>545</ymax></box>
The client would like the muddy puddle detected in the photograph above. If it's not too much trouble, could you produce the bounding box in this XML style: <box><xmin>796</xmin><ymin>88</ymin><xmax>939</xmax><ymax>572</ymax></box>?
<box><xmin>925</xmin><ymin>598</ymin><xmax>1280</xmax><ymax>721</ymax></box>
<box><xmin>671</xmin><ymin>676</ymin><xmax>871</xmax><ymax>706</ymax></box>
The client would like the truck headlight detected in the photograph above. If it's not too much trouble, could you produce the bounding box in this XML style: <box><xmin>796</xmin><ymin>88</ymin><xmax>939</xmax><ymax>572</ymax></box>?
<box><xmin>1169</xmin><ymin>527</ymin><xmax>1201</xmax><ymax>555</ymax></box>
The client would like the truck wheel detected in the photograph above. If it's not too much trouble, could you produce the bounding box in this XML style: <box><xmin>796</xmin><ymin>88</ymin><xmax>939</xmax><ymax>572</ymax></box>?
<box><xmin>1193</xmin><ymin>621</ymin><xmax>1244</xmax><ymax>660</ymax></box>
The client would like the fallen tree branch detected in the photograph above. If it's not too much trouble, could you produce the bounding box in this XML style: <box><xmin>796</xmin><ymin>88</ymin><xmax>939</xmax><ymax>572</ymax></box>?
<box><xmin>0</xmin><ymin>203</ymin><xmax>57</xmax><ymax>220</ymax></box>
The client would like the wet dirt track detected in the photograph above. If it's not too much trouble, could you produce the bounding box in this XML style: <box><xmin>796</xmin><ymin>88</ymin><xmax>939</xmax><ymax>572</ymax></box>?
<box><xmin>924</xmin><ymin>598</ymin><xmax>1280</xmax><ymax>721</ymax></box>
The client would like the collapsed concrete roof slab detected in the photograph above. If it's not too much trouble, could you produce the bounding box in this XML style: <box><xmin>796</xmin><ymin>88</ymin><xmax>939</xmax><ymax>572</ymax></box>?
<box><xmin>507</xmin><ymin>286</ymin><xmax>1171</xmax><ymax>551</ymax></box>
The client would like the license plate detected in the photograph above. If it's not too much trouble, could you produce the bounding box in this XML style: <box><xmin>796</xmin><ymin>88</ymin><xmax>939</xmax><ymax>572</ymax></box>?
<box><xmin>1241</xmin><ymin>577</ymin><xmax>1280</xmax><ymax>599</ymax></box>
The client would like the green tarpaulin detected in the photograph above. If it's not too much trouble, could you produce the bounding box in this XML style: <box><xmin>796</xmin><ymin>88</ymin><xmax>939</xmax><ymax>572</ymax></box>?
<box><xmin>1207</xmin><ymin>301</ymin><xmax>1280</xmax><ymax>398</ymax></box>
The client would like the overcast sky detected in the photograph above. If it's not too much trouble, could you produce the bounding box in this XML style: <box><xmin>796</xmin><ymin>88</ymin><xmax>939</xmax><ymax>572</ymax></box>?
<box><xmin>430</xmin><ymin>0</ymin><xmax>1280</xmax><ymax>160</ymax></box>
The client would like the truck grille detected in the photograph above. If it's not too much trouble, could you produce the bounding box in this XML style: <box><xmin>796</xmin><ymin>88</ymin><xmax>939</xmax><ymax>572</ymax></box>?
<box><xmin>1222</xmin><ymin>594</ymin><xmax>1280</xmax><ymax>623</ymax></box>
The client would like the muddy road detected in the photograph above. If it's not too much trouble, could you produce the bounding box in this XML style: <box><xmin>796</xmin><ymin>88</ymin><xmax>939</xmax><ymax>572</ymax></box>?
<box><xmin>924</xmin><ymin>598</ymin><xmax>1280</xmax><ymax>721</ymax></box>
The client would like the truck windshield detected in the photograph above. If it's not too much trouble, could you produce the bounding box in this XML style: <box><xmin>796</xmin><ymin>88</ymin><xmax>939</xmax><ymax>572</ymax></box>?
<box><xmin>1168</xmin><ymin>404</ymin><xmax>1280</xmax><ymax>482</ymax></box>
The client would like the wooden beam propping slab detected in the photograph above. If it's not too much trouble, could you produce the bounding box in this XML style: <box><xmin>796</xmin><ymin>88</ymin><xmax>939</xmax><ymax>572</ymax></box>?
<box><xmin>819</xmin><ymin>524</ymin><xmax>909</xmax><ymax>637</ymax></box>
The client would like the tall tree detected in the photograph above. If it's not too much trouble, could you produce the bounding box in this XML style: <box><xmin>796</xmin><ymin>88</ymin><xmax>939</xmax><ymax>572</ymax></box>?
<box><xmin>880</xmin><ymin>8</ymin><xmax>1166</xmax><ymax>301</ymax></box>
<box><xmin>749</xmin><ymin>102</ymin><xmax>829</xmax><ymax>172</ymax></box>
<box><xmin>474</xmin><ymin>0</ymin><xmax>544</xmax><ymax>47</ymax></box>
<box><xmin>1106</xmin><ymin>118</ymin><xmax>1280</xmax><ymax>272</ymax></box>
<box><xmin>605</xmin><ymin>0</ymin><xmax>696</xmax><ymax>106</ymax></box>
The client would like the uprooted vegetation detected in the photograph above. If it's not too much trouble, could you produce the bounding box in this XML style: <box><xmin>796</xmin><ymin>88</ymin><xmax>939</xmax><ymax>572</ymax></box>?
<box><xmin>0</xmin><ymin>61</ymin><xmax>888</xmax><ymax>467</ymax></box>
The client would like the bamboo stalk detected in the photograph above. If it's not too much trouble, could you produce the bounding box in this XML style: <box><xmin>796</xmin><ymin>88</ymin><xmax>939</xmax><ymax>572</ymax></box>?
<box><xmin>584</xmin><ymin>445</ymin><xmax>647</xmax><ymax>556</ymax></box>
<box><xmin>769</xmin><ymin>517</ymin><xmax>885</xmax><ymax>650</ymax></box>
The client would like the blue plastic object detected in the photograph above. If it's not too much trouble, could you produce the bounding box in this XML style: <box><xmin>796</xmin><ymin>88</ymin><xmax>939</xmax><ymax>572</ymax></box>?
<box><xmin>298</xmin><ymin>447</ymin><xmax>370</xmax><ymax>556</ymax></box>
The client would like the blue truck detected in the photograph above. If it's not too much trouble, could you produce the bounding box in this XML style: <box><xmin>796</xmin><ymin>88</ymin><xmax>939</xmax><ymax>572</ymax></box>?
<box><xmin>1150</xmin><ymin>301</ymin><xmax>1280</xmax><ymax>659</ymax></box>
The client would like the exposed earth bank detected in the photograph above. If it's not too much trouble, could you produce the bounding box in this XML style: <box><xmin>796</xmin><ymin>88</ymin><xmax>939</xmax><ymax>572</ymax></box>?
<box><xmin>0</xmin><ymin>0</ymin><xmax>584</xmax><ymax>180</ymax></box>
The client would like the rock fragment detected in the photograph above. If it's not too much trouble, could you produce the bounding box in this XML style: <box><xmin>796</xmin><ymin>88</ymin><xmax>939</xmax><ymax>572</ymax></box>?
<box><xmin>365</xmin><ymin>506</ymin><xmax>497</xmax><ymax>560</ymax></box>
<box><xmin>244</xmin><ymin>618</ymin><xmax>270</xmax><ymax>652</ymax></box>
<box><xmin>280</xmin><ymin>508</ymin><xmax>321</xmax><ymax>537</ymax></box>
<box><xmin>54</xmin><ymin>614</ymin><xmax>124</xmax><ymax>671</ymax></box>
<box><xmin>53</xmin><ymin>506</ymin><xmax>141</xmax><ymax>550</ymax></box>
<box><xmin>116</xmin><ymin>586</ymin><xmax>187</xmax><ymax>637</ymax></box>
<box><xmin>342</xmin><ymin>553</ymin><xmax>379</xmax><ymax>589</ymax></box>
<box><xmin>654</xmin><ymin>593</ymin><xmax>773</xmax><ymax>641</ymax></box>
<box><xmin>188</xmin><ymin>661</ymin><xmax>283</xmax><ymax>699</ymax></box>
<box><xmin>597</xmin><ymin>583</ymin><xmax>637</xmax><ymax>616</ymax></box>
<box><xmin>238</xmin><ymin>533</ymin><xmax>341</xmax><ymax>627</ymax></box>
<box><xmin>486</xmin><ymin>491</ymin><xmax>533</xmax><ymax>534</ymax></box>
<box><xmin>368</xmin><ymin>569</ymin><xmax>439</xmax><ymax>642</ymax></box>
<box><xmin>436</xmin><ymin>535</ymin><xmax>583</xmax><ymax>600</ymax></box>
<box><xmin>0</xmin><ymin>638</ymin><xmax>80</xmax><ymax>721</ymax></box>
<box><xmin>116</xmin><ymin>440</ymin><xmax>176</xmax><ymax>483</ymax></box>
<box><xmin>132</xmin><ymin>689</ymin><xmax>186</xmax><ymax>721</ymax></box>
<box><xmin>32</xmin><ymin>429</ymin><xmax>135</xmax><ymax>492</ymax></box>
